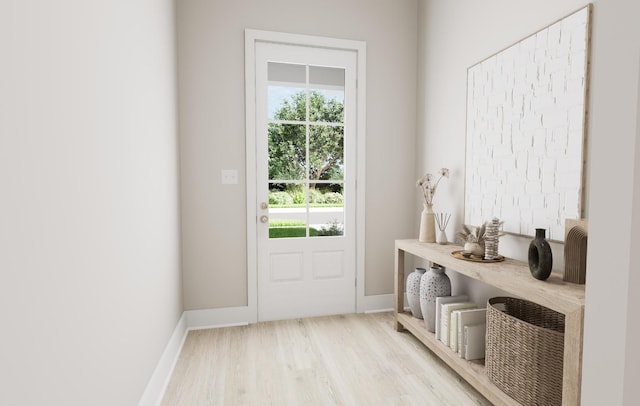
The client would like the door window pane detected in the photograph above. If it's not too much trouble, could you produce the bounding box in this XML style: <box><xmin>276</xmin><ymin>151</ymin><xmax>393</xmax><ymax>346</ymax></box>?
<box><xmin>268</xmin><ymin>123</ymin><xmax>306</xmax><ymax>180</ymax></box>
<box><xmin>309</xmin><ymin>125</ymin><xmax>344</xmax><ymax>181</ymax></box>
<box><xmin>309</xmin><ymin>66</ymin><xmax>345</xmax><ymax>123</ymax></box>
<box><xmin>268</xmin><ymin>62</ymin><xmax>306</xmax><ymax>121</ymax></box>
<box><xmin>268</xmin><ymin>183</ymin><xmax>309</xmax><ymax>239</ymax></box>
<box><xmin>310</xmin><ymin>183</ymin><xmax>344</xmax><ymax>238</ymax></box>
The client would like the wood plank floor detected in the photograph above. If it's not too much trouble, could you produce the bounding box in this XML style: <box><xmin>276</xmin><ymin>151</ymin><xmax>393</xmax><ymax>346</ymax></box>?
<box><xmin>160</xmin><ymin>312</ymin><xmax>492</xmax><ymax>405</ymax></box>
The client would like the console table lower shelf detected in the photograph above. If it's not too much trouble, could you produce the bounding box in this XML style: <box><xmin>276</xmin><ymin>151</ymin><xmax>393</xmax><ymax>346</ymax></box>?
<box><xmin>396</xmin><ymin>312</ymin><xmax>519</xmax><ymax>406</ymax></box>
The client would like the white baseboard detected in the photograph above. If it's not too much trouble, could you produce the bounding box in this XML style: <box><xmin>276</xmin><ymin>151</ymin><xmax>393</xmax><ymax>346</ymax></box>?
<box><xmin>137</xmin><ymin>312</ymin><xmax>188</xmax><ymax>406</ymax></box>
<box><xmin>185</xmin><ymin>305</ymin><xmax>254</xmax><ymax>330</ymax></box>
<box><xmin>185</xmin><ymin>297</ymin><xmax>396</xmax><ymax>325</ymax></box>
<box><xmin>359</xmin><ymin>293</ymin><xmax>394</xmax><ymax>313</ymax></box>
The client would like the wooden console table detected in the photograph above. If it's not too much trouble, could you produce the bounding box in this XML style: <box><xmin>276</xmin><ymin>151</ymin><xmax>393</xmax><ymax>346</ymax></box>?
<box><xmin>394</xmin><ymin>239</ymin><xmax>585</xmax><ymax>405</ymax></box>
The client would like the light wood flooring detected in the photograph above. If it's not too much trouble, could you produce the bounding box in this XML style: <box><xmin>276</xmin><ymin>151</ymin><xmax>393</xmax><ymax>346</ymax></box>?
<box><xmin>160</xmin><ymin>312</ymin><xmax>492</xmax><ymax>405</ymax></box>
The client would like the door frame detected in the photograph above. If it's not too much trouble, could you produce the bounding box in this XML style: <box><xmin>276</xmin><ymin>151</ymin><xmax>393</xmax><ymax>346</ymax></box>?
<box><xmin>245</xmin><ymin>29</ymin><xmax>367</xmax><ymax>322</ymax></box>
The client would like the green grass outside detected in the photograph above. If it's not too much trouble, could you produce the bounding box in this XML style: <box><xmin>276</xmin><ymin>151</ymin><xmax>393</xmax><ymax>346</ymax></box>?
<box><xmin>270</xmin><ymin>203</ymin><xmax>343</xmax><ymax>209</ymax></box>
<box><xmin>269</xmin><ymin>219</ymin><xmax>306</xmax><ymax>227</ymax></box>
<box><xmin>269</xmin><ymin>226</ymin><xmax>319</xmax><ymax>238</ymax></box>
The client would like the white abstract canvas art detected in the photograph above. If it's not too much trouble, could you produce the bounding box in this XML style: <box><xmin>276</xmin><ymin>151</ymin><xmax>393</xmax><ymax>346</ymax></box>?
<box><xmin>464</xmin><ymin>6</ymin><xmax>591</xmax><ymax>241</ymax></box>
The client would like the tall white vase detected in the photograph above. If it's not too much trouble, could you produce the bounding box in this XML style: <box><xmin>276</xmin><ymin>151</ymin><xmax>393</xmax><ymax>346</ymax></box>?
<box><xmin>406</xmin><ymin>267</ymin><xmax>426</xmax><ymax>319</ymax></box>
<box><xmin>419</xmin><ymin>264</ymin><xmax>451</xmax><ymax>332</ymax></box>
<box><xmin>419</xmin><ymin>203</ymin><xmax>436</xmax><ymax>243</ymax></box>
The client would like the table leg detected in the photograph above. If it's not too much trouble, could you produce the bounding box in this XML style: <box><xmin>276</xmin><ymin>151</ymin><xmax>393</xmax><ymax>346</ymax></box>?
<box><xmin>394</xmin><ymin>246</ymin><xmax>405</xmax><ymax>332</ymax></box>
<box><xmin>562</xmin><ymin>306</ymin><xmax>584</xmax><ymax>405</ymax></box>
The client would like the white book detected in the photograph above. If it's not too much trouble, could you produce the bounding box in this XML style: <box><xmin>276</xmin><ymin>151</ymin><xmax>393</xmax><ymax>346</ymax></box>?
<box><xmin>450</xmin><ymin>307</ymin><xmax>478</xmax><ymax>352</ymax></box>
<box><xmin>464</xmin><ymin>322</ymin><xmax>487</xmax><ymax>361</ymax></box>
<box><xmin>435</xmin><ymin>295</ymin><xmax>468</xmax><ymax>341</ymax></box>
<box><xmin>440</xmin><ymin>301</ymin><xmax>475</xmax><ymax>346</ymax></box>
<box><xmin>456</xmin><ymin>308</ymin><xmax>487</xmax><ymax>358</ymax></box>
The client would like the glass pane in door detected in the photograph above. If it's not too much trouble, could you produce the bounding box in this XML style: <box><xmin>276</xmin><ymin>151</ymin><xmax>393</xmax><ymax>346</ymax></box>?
<box><xmin>309</xmin><ymin>125</ymin><xmax>344</xmax><ymax>181</ymax></box>
<box><xmin>310</xmin><ymin>183</ymin><xmax>344</xmax><ymax>238</ymax></box>
<box><xmin>268</xmin><ymin>62</ymin><xmax>306</xmax><ymax>121</ymax></box>
<box><xmin>268</xmin><ymin>123</ymin><xmax>306</xmax><ymax>181</ymax></box>
<box><xmin>309</xmin><ymin>66</ymin><xmax>345</xmax><ymax>123</ymax></box>
<box><xmin>268</xmin><ymin>182</ymin><xmax>309</xmax><ymax>239</ymax></box>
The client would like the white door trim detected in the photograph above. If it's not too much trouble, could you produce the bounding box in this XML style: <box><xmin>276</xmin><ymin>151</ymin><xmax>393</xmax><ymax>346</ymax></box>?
<box><xmin>245</xmin><ymin>29</ymin><xmax>367</xmax><ymax>322</ymax></box>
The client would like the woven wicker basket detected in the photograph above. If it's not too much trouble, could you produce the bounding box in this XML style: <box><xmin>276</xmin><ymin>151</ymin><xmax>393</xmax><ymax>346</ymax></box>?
<box><xmin>485</xmin><ymin>297</ymin><xmax>565</xmax><ymax>406</ymax></box>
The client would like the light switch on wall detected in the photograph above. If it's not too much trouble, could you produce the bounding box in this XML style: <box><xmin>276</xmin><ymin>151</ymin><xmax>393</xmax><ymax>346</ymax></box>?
<box><xmin>221</xmin><ymin>169</ymin><xmax>238</xmax><ymax>185</ymax></box>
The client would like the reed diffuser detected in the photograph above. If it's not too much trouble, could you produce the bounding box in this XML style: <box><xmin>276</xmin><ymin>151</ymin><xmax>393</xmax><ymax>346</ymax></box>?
<box><xmin>435</xmin><ymin>212</ymin><xmax>451</xmax><ymax>245</ymax></box>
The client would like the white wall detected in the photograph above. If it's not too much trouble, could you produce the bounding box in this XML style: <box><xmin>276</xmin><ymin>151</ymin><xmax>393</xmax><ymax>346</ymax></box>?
<box><xmin>177</xmin><ymin>0</ymin><xmax>418</xmax><ymax>310</ymax></box>
<box><xmin>417</xmin><ymin>0</ymin><xmax>640</xmax><ymax>403</ymax></box>
<box><xmin>416</xmin><ymin>0</ymin><xmax>590</xmax><ymax>266</ymax></box>
<box><xmin>0</xmin><ymin>1</ymin><xmax>183</xmax><ymax>405</ymax></box>
<box><xmin>584</xmin><ymin>1</ymin><xmax>640</xmax><ymax>404</ymax></box>
<box><xmin>625</xmin><ymin>61</ymin><xmax>640</xmax><ymax>403</ymax></box>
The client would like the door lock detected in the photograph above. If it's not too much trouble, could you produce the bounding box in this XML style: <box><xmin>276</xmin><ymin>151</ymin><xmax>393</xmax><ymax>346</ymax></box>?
<box><xmin>260</xmin><ymin>202</ymin><xmax>268</xmax><ymax>210</ymax></box>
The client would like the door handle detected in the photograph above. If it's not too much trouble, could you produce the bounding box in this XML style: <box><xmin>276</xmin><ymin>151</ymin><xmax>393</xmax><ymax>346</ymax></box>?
<box><xmin>260</xmin><ymin>215</ymin><xmax>269</xmax><ymax>223</ymax></box>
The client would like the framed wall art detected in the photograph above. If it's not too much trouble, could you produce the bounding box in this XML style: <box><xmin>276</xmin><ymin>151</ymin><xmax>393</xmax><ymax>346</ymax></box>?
<box><xmin>464</xmin><ymin>5</ymin><xmax>592</xmax><ymax>241</ymax></box>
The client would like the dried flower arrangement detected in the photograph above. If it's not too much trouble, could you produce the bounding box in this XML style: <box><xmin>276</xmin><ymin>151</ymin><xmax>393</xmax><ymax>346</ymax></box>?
<box><xmin>455</xmin><ymin>224</ymin><xmax>487</xmax><ymax>246</ymax></box>
<box><xmin>416</xmin><ymin>168</ymin><xmax>449</xmax><ymax>205</ymax></box>
<box><xmin>455</xmin><ymin>220</ymin><xmax>505</xmax><ymax>254</ymax></box>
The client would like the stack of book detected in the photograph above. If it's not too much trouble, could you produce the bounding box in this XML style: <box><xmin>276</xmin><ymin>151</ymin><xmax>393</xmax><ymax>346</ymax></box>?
<box><xmin>435</xmin><ymin>295</ymin><xmax>487</xmax><ymax>360</ymax></box>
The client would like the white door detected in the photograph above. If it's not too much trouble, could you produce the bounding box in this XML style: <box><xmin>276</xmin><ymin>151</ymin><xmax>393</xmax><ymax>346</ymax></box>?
<box><xmin>255</xmin><ymin>42</ymin><xmax>357</xmax><ymax>321</ymax></box>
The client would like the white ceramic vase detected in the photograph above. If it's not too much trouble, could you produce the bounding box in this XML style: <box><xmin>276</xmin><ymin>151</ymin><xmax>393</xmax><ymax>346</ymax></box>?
<box><xmin>464</xmin><ymin>242</ymin><xmax>484</xmax><ymax>257</ymax></box>
<box><xmin>406</xmin><ymin>267</ymin><xmax>426</xmax><ymax>319</ymax></box>
<box><xmin>419</xmin><ymin>203</ymin><xmax>436</xmax><ymax>243</ymax></box>
<box><xmin>419</xmin><ymin>264</ymin><xmax>451</xmax><ymax>332</ymax></box>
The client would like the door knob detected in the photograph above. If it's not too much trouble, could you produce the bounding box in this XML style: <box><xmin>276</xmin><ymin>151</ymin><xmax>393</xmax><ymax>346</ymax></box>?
<box><xmin>260</xmin><ymin>215</ymin><xmax>269</xmax><ymax>223</ymax></box>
